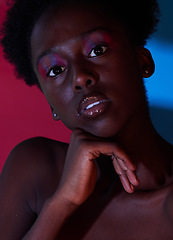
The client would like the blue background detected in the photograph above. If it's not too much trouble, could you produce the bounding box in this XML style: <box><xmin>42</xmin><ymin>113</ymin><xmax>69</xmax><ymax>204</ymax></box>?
<box><xmin>145</xmin><ymin>0</ymin><xmax>173</xmax><ymax>143</ymax></box>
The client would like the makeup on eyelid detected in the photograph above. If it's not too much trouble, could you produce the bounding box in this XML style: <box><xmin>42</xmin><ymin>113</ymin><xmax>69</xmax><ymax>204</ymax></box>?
<box><xmin>37</xmin><ymin>31</ymin><xmax>113</xmax><ymax>78</ymax></box>
<box><xmin>83</xmin><ymin>31</ymin><xmax>113</xmax><ymax>55</ymax></box>
<box><xmin>38</xmin><ymin>54</ymin><xmax>67</xmax><ymax>78</ymax></box>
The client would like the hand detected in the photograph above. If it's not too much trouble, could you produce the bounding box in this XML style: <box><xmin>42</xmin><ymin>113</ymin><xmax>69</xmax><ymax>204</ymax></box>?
<box><xmin>56</xmin><ymin>129</ymin><xmax>139</xmax><ymax>206</ymax></box>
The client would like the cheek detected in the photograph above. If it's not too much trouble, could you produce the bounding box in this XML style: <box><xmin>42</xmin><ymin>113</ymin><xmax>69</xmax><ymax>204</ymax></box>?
<box><xmin>109</xmin><ymin>51</ymin><xmax>141</xmax><ymax>84</ymax></box>
<box><xmin>43</xmin><ymin>84</ymin><xmax>72</xmax><ymax>111</ymax></box>
<box><xmin>100</xmin><ymin>57</ymin><xmax>142</xmax><ymax>102</ymax></box>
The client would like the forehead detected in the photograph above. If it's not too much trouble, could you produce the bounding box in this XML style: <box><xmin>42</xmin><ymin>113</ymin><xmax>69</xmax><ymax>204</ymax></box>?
<box><xmin>31</xmin><ymin>3</ymin><xmax>117</xmax><ymax>41</ymax></box>
<box><xmin>31</xmin><ymin>2</ymin><xmax>128</xmax><ymax>63</ymax></box>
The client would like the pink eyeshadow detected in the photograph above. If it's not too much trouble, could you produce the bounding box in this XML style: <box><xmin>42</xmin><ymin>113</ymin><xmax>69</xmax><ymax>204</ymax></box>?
<box><xmin>83</xmin><ymin>31</ymin><xmax>113</xmax><ymax>55</ymax></box>
<box><xmin>37</xmin><ymin>54</ymin><xmax>66</xmax><ymax>78</ymax></box>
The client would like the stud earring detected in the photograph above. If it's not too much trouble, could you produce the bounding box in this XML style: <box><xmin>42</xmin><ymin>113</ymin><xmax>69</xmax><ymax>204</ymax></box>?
<box><xmin>52</xmin><ymin>112</ymin><xmax>60</xmax><ymax>121</ymax></box>
<box><xmin>144</xmin><ymin>69</ymin><xmax>149</xmax><ymax>75</ymax></box>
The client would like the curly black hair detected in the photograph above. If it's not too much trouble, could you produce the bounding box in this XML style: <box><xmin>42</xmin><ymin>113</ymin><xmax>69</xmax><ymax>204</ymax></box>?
<box><xmin>0</xmin><ymin>0</ymin><xmax>160</xmax><ymax>87</ymax></box>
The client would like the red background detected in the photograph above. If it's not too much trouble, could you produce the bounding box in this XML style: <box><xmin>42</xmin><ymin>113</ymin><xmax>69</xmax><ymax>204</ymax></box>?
<box><xmin>0</xmin><ymin>1</ymin><xmax>71</xmax><ymax>172</ymax></box>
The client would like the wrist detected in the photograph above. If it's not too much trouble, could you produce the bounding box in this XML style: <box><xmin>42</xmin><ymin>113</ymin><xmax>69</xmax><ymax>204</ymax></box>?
<box><xmin>46</xmin><ymin>190</ymin><xmax>79</xmax><ymax>217</ymax></box>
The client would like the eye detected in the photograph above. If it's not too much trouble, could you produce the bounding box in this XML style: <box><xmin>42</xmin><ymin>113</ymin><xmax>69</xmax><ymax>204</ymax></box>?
<box><xmin>88</xmin><ymin>45</ymin><xmax>108</xmax><ymax>58</ymax></box>
<box><xmin>47</xmin><ymin>66</ymin><xmax>66</xmax><ymax>77</ymax></box>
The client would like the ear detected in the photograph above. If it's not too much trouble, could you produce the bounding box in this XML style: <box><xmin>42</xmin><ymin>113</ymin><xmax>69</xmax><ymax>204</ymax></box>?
<box><xmin>137</xmin><ymin>47</ymin><xmax>155</xmax><ymax>78</ymax></box>
<box><xmin>50</xmin><ymin>106</ymin><xmax>60</xmax><ymax>121</ymax></box>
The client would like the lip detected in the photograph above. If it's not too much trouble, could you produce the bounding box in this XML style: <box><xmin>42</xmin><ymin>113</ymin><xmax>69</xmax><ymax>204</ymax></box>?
<box><xmin>77</xmin><ymin>93</ymin><xmax>110</xmax><ymax>118</ymax></box>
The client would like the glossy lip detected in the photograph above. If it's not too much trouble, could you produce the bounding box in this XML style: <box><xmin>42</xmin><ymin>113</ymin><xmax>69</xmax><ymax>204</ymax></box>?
<box><xmin>77</xmin><ymin>93</ymin><xmax>110</xmax><ymax>118</ymax></box>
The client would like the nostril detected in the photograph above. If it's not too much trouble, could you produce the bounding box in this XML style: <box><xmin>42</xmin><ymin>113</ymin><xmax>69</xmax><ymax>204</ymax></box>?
<box><xmin>74</xmin><ymin>79</ymin><xmax>93</xmax><ymax>91</ymax></box>
<box><xmin>75</xmin><ymin>85</ymin><xmax>82</xmax><ymax>91</ymax></box>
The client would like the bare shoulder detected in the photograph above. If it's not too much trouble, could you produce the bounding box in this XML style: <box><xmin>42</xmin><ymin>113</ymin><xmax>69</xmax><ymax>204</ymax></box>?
<box><xmin>163</xmin><ymin>143</ymin><xmax>173</xmax><ymax>222</ymax></box>
<box><xmin>1</xmin><ymin>137</ymin><xmax>69</xmax><ymax>204</ymax></box>
<box><xmin>165</xmin><ymin>183</ymin><xmax>173</xmax><ymax>222</ymax></box>
<box><xmin>1</xmin><ymin>137</ymin><xmax>68</xmax><ymax>187</ymax></box>
<box><xmin>0</xmin><ymin>137</ymin><xmax>68</xmax><ymax>239</ymax></box>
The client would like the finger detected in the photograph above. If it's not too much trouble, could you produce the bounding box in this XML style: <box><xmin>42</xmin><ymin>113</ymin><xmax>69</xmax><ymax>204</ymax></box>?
<box><xmin>88</xmin><ymin>151</ymin><xmax>101</xmax><ymax>161</ymax></box>
<box><xmin>119</xmin><ymin>173</ymin><xmax>135</xmax><ymax>194</ymax></box>
<box><xmin>74</xmin><ymin>131</ymin><xmax>135</xmax><ymax>172</ymax></box>
<box><xmin>116</xmin><ymin>157</ymin><xmax>139</xmax><ymax>186</ymax></box>
<box><xmin>96</xmin><ymin>141</ymin><xmax>135</xmax><ymax>171</ymax></box>
<box><xmin>90</xmin><ymin>143</ymin><xmax>135</xmax><ymax>171</ymax></box>
<box><xmin>125</xmin><ymin>169</ymin><xmax>140</xmax><ymax>186</ymax></box>
<box><xmin>114</xmin><ymin>150</ymin><xmax>136</xmax><ymax>171</ymax></box>
<box><xmin>116</xmin><ymin>157</ymin><xmax>128</xmax><ymax>171</ymax></box>
<box><xmin>112</xmin><ymin>156</ymin><xmax>139</xmax><ymax>185</ymax></box>
<box><xmin>112</xmin><ymin>157</ymin><xmax>134</xmax><ymax>193</ymax></box>
<box><xmin>112</xmin><ymin>156</ymin><xmax>125</xmax><ymax>176</ymax></box>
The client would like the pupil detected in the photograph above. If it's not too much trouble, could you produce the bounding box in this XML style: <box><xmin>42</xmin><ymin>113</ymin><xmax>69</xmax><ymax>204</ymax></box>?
<box><xmin>53</xmin><ymin>66</ymin><xmax>61</xmax><ymax>74</ymax></box>
<box><xmin>94</xmin><ymin>46</ymin><xmax>103</xmax><ymax>55</ymax></box>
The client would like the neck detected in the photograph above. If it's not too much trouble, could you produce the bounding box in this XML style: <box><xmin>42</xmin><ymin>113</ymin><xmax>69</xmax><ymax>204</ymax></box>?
<box><xmin>113</xmin><ymin>104</ymin><xmax>173</xmax><ymax>191</ymax></box>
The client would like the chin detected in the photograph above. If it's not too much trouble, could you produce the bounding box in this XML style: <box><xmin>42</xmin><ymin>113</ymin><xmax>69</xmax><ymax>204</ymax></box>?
<box><xmin>85</xmin><ymin>125</ymin><xmax>118</xmax><ymax>139</ymax></box>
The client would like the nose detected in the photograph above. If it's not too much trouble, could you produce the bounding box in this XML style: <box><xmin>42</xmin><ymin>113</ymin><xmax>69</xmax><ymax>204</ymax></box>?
<box><xmin>72</xmin><ymin>61</ymin><xmax>98</xmax><ymax>92</ymax></box>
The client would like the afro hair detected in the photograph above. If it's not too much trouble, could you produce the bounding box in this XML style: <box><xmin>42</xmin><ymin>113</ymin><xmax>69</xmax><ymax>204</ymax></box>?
<box><xmin>0</xmin><ymin>0</ymin><xmax>160</xmax><ymax>87</ymax></box>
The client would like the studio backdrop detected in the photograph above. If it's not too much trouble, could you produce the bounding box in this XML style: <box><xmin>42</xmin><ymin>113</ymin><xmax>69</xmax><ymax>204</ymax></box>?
<box><xmin>0</xmin><ymin>0</ymin><xmax>173</xmax><ymax>172</ymax></box>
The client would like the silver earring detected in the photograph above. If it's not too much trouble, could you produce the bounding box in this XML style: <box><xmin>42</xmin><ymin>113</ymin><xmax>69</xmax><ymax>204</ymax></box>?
<box><xmin>53</xmin><ymin>113</ymin><xmax>57</xmax><ymax>117</ymax></box>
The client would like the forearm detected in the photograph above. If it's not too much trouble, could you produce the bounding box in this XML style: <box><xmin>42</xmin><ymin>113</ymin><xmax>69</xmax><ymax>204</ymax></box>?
<box><xmin>22</xmin><ymin>194</ymin><xmax>77</xmax><ymax>240</ymax></box>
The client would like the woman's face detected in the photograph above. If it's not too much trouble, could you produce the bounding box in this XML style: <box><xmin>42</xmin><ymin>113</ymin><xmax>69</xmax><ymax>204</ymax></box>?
<box><xmin>31</xmin><ymin>3</ymin><xmax>147</xmax><ymax>138</ymax></box>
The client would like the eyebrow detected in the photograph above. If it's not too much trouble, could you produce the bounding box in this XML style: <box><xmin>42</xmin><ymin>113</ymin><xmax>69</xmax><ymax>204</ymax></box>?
<box><xmin>37</xmin><ymin>26</ymin><xmax>111</xmax><ymax>65</ymax></box>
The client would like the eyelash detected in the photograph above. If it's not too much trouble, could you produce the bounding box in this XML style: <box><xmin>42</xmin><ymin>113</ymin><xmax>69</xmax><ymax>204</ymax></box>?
<box><xmin>88</xmin><ymin>45</ymin><xmax>109</xmax><ymax>58</ymax></box>
<box><xmin>47</xmin><ymin>65</ymin><xmax>66</xmax><ymax>77</ymax></box>
<box><xmin>45</xmin><ymin>45</ymin><xmax>109</xmax><ymax>78</ymax></box>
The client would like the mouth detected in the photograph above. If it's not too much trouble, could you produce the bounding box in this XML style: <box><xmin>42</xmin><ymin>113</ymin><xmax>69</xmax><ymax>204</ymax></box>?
<box><xmin>77</xmin><ymin>93</ymin><xmax>110</xmax><ymax>118</ymax></box>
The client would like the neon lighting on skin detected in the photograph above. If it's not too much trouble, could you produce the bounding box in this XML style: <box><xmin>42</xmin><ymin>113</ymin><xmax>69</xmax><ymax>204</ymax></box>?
<box><xmin>83</xmin><ymin>31</ymin><xmax>113</xmax><ymax>56</ymax></box>
<box><xmin>38</xmin><ymin>54</ymin><xmax>66</xmax><ymax>79</ymax></box>
<box><xmin>37</xmin><ymin>31</ymin><xmax>113</xmax><ymax>78</ymax></box>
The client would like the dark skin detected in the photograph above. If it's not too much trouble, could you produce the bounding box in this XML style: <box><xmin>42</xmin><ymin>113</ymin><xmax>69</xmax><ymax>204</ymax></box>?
<box><xmin>1</xmin><ymin>2</ymin><xmax>173</xmax><ymax>239</ymax></box>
